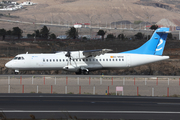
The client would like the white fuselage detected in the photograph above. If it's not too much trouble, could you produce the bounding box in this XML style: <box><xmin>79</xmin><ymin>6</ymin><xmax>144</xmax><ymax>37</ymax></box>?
<box><xmin>5</xmin><ymin>52</ymin><xmax>169</xmax><ymax>72</ymax></box>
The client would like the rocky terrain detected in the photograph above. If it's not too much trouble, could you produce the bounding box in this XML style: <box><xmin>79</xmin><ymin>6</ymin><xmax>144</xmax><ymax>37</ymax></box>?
<box><xmin>1</xmin><ymin>0</ymin><xmax>180</xmax><ymax>35</ymax></box>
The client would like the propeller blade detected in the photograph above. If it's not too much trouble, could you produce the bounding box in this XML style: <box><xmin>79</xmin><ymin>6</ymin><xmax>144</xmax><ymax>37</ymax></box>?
<box><xmin>65</xmin><ymin>51</ymin><xmax>71</xmax><ymax>57</ymax></box>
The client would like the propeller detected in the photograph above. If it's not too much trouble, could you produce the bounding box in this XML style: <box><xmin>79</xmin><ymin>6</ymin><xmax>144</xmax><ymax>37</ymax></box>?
<box><xmin>65</xmin><ymin>50</ymin><xmax>71</xmax><ymax>57</ymax></box>
<box><xmin>65</xmin><ymin>50</ymin><xmax>71</xmax><ymax>65</ymax></box>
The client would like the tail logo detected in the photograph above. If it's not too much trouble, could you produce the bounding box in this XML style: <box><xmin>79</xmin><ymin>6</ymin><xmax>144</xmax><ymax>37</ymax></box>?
<box><xmin>156</xmin><ymin>39</ymin><xmax>163</xmax><ymax>51</ymax></box>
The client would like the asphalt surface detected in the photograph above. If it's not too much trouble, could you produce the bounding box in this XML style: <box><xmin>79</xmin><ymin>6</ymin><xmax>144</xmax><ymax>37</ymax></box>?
<box><xmin>0</xmin><ymin>94</ymin><xmax>180</xmax><ymax>119</ymax></box>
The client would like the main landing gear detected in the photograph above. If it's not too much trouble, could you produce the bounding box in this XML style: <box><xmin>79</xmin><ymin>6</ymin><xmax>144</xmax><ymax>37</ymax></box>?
<box><xmin>75</xmin><ymin>69</ymin><xmax>89</xmax><ymax>75</ymax></box>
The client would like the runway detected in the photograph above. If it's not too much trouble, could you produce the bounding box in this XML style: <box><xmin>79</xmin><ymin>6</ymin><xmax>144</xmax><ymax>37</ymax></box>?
<box><xmin>0</xmin><ymin>94</ymin><xmax>180</xmax><ymax>119</ymax></box>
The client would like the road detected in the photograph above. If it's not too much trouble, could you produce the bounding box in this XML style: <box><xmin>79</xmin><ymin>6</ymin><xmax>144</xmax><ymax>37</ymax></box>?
<box><xmin>0</xmin><ymin>18</ymin><xmax>153</xmax><ymax>31</ymax></box>
<box><xmin>0</xmin><ymin>94</ymin><xmax>180</xmax><ymax>119</ymax></box>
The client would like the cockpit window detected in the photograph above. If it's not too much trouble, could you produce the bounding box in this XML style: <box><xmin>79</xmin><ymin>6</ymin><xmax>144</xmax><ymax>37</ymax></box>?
<box><xmin>13</xmin><ymin>57</ymin><xmax>24</xmax><ymax>60</ymax></box>
<box><xmin>13</xmin><ymin>57</ymin><xmax>18</xmax><ymax>60</ymax></box>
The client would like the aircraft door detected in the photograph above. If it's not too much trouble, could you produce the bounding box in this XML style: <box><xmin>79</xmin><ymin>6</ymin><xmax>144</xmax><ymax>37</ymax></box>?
<box><xmin>126</xmin><ymin>55</ymin><xmax>131</xmax><ymax>67</ymax></box>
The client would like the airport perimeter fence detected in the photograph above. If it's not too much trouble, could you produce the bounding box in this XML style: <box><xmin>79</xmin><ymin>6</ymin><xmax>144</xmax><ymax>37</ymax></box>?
<box><xmin>0</xmin><ymin>76</ymin><xmax>180</xmax><ymax>96</ymax></box>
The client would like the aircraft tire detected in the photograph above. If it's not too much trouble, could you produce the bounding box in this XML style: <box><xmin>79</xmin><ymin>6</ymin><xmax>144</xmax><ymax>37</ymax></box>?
<box><xmin>75</xmin><ymin>72</ymin><xmax>81</xmax><ymax>75</ymax></box>
<box><xmin>75</xmin><ymin>69</ymin><xmax>82</xmax><ymax>75</ymax></box>
<box><xmin>83</xmin><ymin>70</ymin><xmax>89</xmax><ymax>75</ymax></box>
<box><xmin>15</xmin><ymin>72</ymin><xmax>19</xmax><ymax>75</ymax></box>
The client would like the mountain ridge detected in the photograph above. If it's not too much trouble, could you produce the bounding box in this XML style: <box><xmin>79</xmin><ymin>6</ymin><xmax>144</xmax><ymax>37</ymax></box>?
<box><xmin>2</xmin><ymin>0</ymin><xmax>180</xmax><ymax>24</ymax></box>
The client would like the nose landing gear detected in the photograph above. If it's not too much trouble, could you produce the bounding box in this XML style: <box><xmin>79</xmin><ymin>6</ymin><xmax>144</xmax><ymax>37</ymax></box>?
<box><xmin>15</xmin><ymin>70</ymin><xmax>19</xmax><ymax>75</ymax></box>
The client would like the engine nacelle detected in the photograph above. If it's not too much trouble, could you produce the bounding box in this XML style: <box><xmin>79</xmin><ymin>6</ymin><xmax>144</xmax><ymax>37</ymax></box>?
<box><xmin>63</xmin><ymin>65</ymin><xmax>79</xmax><ymax>72</ymax></box>
<box><xmin>70</xmin><ymin>51</ymin><xmax>86</xmax><ymax>59</ymax></box>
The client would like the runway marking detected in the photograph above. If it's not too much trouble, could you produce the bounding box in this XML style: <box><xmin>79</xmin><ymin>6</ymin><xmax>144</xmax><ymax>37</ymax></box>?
<box><xmin>158</xmin><ymin>103</ymin><xmax>180</xmax><ymax>105</ymax></box>
<box><xmin>2</xmin><ymin>110</ymin><xmax>180</xmax><ymax>114</ymax></box>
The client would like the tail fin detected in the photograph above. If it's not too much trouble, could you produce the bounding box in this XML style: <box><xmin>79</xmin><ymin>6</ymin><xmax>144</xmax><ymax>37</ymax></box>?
<box><xmin>121</xmin><ymin>27</ymin><xmax>170</xmax><ymax>55</ymax></box>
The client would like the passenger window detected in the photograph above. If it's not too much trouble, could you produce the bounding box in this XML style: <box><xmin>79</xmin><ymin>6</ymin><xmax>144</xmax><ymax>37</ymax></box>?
<box><xmin>79</xmin><ymin>59</ymin><xmax>81</xmax><ymax>61</ymax></box>
<box><xmin>109</xmin><ymin>59</ymin><xmax>111</xmax><ymax>61</ymax></box>
<box><xmin>76</xmin><ymin>59</ymin><xmax>78</xmax><ymax>61</ymax></box>
<box><xmin>89</xmin><ymin>59</ymin><xmax>91</xmax><ymax>61</ymax></box>
<box><xmin>113</xmin><ymin>59</ymin><xmax>114</xmax><ymax>61</ymax></box>
<box><xmin>103</xmin><ymin>59</ymin><xmax>105</xmax><ymax>61</ymax></box>
<box><xmin>93</xmin><ymin>59</ymin><xmax>95</xmax><ymax>61</ymax></box>
<box><xmin>56</xmin><ymin>59</ymin><xmax>58</xmax><ymax>62</ymax></box>
<box><xmin>50</xmin><ymin>59</ymin><xmax>51</xmax><ymax>62</ymax></box>
<box><xmin>43</xmin><ymin>59</ymin><xmax>45</xmax><ymax>62</ymax></box>
<box><xmin>63</xmin><ymin>59</ymin><xmax>64</xmax><ymax>62</ymax></box>
<box><xmin>83</xmin><ymin>59</ymin><xmax>85</xmax><ymax>61</ymax></box>
<box><xmin>86</xmin><ymin>59</ymin><xmax>88</xmax><ymax>61</ymax></box>
<box><xmin>122</xmin><ymin>59</ymin><xmax>124</xmax><ymax>61</ymax></box>
<box><xmin>119</xmin><ymin>59</ymin><xmax>121</xmax><ymax>61</ymax></box>
<box><xmin>100</xmin><ymin>59</ymin><xmax>101</xmax><ymax>61</ymax></box>
<box><xmin>96</xmin><ymin>59</ymin><xmax>98</xmax><ymax>61</ymax></box>
<box><xmin>66</xmin><ymin>59</ymin><xmax>68</xmax><ymax>61</ymax></box>
<box><xmin>59</xmin><ymin>59</ymin><xmax>61</xmax><ymax>62</ymax></box>
<box><xmin>106</xmin><ymin>59</ymin><xmax>108</xmax><ymax>61</ymax></box>
<box><xmin>53</xmin><ymin>59</ymin><xmax>55</xmax><ymax>62</ymax></box>
<box><xmin>116</xmin><ymin>59</ymin><xmax>117</xmax><ymax>61</ymax></box>
<box><xmin>46</xmin><ymin>59</ymin><xmax>48</xmax><ymax>62</ymax></box>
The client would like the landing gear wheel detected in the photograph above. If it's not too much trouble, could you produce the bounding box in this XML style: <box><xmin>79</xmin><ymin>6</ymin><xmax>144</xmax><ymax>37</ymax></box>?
<box><xmin>15</xmin><ymin>70</ymin><xmax>19</xmax><ymax>75</ymax></box>
<box><xmin>15</xmin><ymin>72</ymin><xmax>19</xmax><ymax>75</ymax></box>
<box><xmin>83</xmin><ymin>70</ymin><xmax>89</xmax><ymax>75</ymax></box>
<box><xmin>75</xmin><ymin>72</ymin><xmax>81</xmax><ymax>75</ymax></box>
<box><xmin>75</xmin><ymin>69</ymin><xmax>82</xmax><ymax>75</ymax></box>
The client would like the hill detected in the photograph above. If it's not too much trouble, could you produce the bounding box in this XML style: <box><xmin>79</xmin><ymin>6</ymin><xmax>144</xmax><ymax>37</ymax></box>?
<box><xmin>1</xmin><ymin>0</ymin><xmax>180</xmax><ymax>36</ymax></box>
<box><xmin>13</xmin><ymin>0</ymin><xmax>180</xmax><ymax>23</ymax></box>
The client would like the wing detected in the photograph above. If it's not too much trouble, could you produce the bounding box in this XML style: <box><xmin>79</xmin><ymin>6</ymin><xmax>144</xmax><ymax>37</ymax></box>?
<box><xmin>83</xmin><ymin>49</ymin><xmax>112</xmax><ymax>57</ymax></box>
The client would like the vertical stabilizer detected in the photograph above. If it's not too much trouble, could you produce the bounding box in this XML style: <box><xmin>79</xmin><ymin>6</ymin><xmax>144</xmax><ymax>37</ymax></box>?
<box><xmin>121</xmin><ymin>27</ymin><xmax>169</xmax><ymax>55</ymax></box>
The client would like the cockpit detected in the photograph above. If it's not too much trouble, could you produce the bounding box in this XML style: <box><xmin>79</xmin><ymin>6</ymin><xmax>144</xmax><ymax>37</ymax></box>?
<box><xmin>13</xmin><ymin>57</ymin><xmax>25</xmax><ymax>60</ymax></box>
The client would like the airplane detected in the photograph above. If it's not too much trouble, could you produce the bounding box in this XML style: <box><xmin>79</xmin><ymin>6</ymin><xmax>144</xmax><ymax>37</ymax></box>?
<box><xmin>5</xmin><ymin>27</ymin><xmax>170</xmax><ymax>75</ymax></box>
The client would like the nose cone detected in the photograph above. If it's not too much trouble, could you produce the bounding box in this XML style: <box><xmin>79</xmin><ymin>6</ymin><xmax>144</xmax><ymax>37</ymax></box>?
<box><xmin>5</xmin><ymin>62</ymin><xmax>11</xmax><ymax>68</ymax></box>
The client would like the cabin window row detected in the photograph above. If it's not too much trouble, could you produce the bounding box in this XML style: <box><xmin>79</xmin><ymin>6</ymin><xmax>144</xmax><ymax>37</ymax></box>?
<box><xmin>43</xmin><ymin>58</ymin><xmax>124</xmax><ymax>62</ymax></box>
